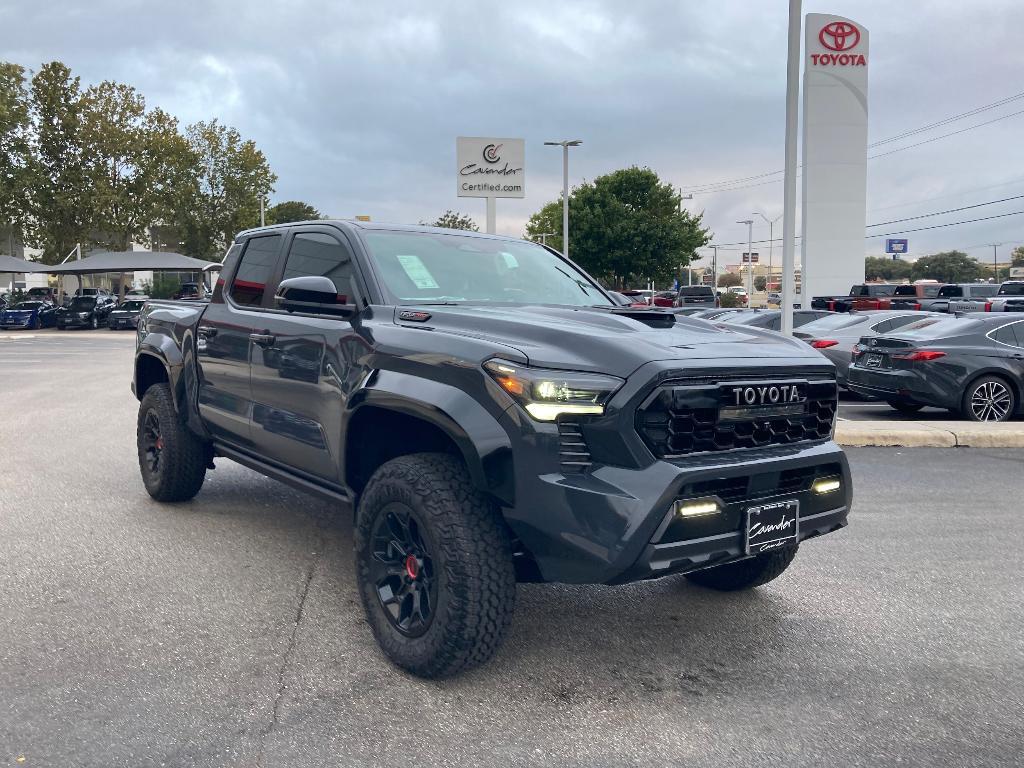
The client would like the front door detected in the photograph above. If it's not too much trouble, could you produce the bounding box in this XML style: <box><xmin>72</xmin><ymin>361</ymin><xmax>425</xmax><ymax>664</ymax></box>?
<box><xmin>196</xmin><ymin>235</ymin><xmax>283</xmax><ymax>448</ymax></box>
<box><xmin>249</xmin><ymin>230</ymin><xmax>368</xmax><ymax>484</ymax></box>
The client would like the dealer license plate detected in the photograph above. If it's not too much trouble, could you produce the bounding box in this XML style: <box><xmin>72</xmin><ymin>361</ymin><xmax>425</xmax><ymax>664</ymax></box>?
<box><xmin>745</xmin><ymin>500</ymin><xmax>799</xmax><ymax>555</ymax></box>
<box><xmin>863</xmin><ymin>353</ymin><xmax>882</xmax><ymax>368</ymax></box>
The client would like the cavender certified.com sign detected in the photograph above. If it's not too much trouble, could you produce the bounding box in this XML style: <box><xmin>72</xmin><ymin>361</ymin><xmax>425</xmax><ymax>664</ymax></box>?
<box><xmin>456</xmin><ymin>137</ymin><xmax>525</xmax><ymax>199</ymax></box>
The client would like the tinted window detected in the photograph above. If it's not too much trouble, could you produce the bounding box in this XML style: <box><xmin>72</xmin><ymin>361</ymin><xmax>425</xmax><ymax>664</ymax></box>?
<box><xmin>938</xmin><ymin>285</ymin><xmax>962</xmax><ymax>297</ymax></box>
<box><xmin>867</xmin><ymin>285</ymin><xmax>896</xmax><ymax>296</ymax></box>
<box><xmin>17</xmin><ymin>301</ymin><xmax>44</xmax><ymax>310</ymax></box>
<box><xmin>800</xmin><ymin>314</ymin><xmax>870</xmax><ymax>332</ymax></box>
<box><xmin>997</xmin><ymin>283</ymin><xmax>1024</xmax><ymax>296</ymax></box>
<box><xmin>899</xmin><ymin>317</ymin><xmax>983</xmax><ymax>337</ymax></box>
<box><xmin>231</xmin><ymin>235</ymin><xmax>281</xmax><ymax>307</ymax></box>
<box><xmin>69</xmin><ymin>297</ymin><xmax>96</xmax><ymax>310</ymax></box>
<box><xmin>969</xmin><ymin>285</ymin><xmax>998</xmax><ymax>298</ymax></box>
<box><xmin>990</xmin><ymin>322</ymin><xmax>1024</xmax><ymax>348</ymax></box>
<box><xmin>922</xmin><ymin>285</ymin><xmax>941</xmax><ymax>298</ymax></box>
<box><xmin>120</xmin><ymin>301</ymin><xmax>146</xmax><ymax>311</ymax></box>
<box><xmin>871</xmin><ymin>319</ymin><xmax>894</xmax><ymax>334</ymax></box>
<box><xmin>678</xmin><ymin>286</ymin><xmax>713</xmax><ymax>297</ymax></box>
<box><xmin>281</xmin><ymin>233</ymin><xmax>355</xmax><ymax>301</ymax></box>
<box><xmin>893</xmin><ymin>286</ymin><xmax>916</xmax><ymax>296</ymax></box>
<box><xmin>889</xmin><ymin>314</ymin><xmax>925</xmax><ymax>331</ymax></box>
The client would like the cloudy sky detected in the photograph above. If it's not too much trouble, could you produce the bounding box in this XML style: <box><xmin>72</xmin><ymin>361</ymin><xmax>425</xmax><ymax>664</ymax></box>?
<box><xmin>4</xmin><ymin>0</ymin><xmax>1024</xmax><ymax>269</ymax></box>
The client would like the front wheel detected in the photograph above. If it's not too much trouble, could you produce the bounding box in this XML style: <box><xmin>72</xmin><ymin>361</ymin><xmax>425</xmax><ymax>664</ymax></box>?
<box><xmin>137</xmin><ymin>383</ymin><xmax>208</xmax><ymax>502</ymax></box>
<box><xmin>887</xmin><ymin>400</ymin><xmax>924</xmax><ymax>414</ymax></box>
<box><xmin>355</xmin><ymin>453</ymin><xmax>516</xmax><ymax>678</ymax></box>
<box><xmin>685</xmin><ymin>546</ymin><xmax>798</xmax><ymax>591</ymax></box>
<box><xmin>90</xmin><ymin>315</ymin><xmax>98</xmax><ymax>329</ymax></box>
<box><xmin>963</xmin><ymin>376</ymin><xmax>1015</xmax><ymax>422</ymax></box>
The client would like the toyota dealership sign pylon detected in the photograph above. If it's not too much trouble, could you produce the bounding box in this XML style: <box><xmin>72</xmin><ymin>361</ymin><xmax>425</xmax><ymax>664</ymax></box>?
<box><xmin>800</xmin><ymin>14</ymin><xmax>869</xmax><ymax>305</ymax></box>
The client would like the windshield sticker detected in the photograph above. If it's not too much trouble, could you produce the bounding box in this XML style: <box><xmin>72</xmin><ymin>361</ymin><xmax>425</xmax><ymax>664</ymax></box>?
<box><xmin>500</xmin><ymin>252</ymin><xmax>519</xmax><ymax>269</ymax></box>
<box><xmin>396</xmin><ymin>254</ymin><xmax>440</xmax><ymax>289</ymax></box>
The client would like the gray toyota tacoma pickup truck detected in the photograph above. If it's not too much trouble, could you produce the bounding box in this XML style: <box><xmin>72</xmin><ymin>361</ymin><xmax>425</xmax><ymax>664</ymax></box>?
<box><xmin>132</xmin><ymin>220</ymin><xmax>852</xmax><ymax>677</ymax></box>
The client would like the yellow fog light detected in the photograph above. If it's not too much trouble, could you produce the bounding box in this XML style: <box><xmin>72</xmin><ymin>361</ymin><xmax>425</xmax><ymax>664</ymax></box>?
<box><xmin>674</xmin><ymin>498</ymin><xmax>722</xmax><ymax>518</ymax></box>
<box><xmin>812</xmin><ymin>476</ymin><xmax>842</xmax><ymax>495</ymax></box>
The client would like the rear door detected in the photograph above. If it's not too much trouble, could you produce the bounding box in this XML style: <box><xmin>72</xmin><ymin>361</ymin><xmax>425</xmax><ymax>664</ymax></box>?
<box><xmin>196</xmin><ymin>235</ymin><xmax>283</xmax><ymax>447</ymax></box>
<box><xmin>249</xmin><ymin>227</ymin><xmax>371</xmax><ymax>484</ymax></box>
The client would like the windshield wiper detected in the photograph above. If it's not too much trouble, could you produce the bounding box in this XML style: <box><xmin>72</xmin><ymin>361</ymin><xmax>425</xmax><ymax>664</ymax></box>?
<box><xmin>553</xmin><ymin>266</ymin><xmax>592</xmax><ymax>296</ymax></box>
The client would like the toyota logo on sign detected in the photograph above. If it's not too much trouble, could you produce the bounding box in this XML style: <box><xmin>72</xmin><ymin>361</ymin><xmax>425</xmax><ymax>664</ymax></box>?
<box><xmin>819</xmin><ymin>21</ymin><xmax>860</xmax><ymax>51</ymax></box>
<box><xmin>482</xmin><ymin>143</ymin><xmax>503</xmax><ymax>164</ymax></box>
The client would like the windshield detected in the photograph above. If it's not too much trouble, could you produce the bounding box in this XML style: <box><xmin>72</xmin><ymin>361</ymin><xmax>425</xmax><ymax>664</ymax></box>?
<box><xmin>16</xmin><ymin>301</ymin><xmax>44</xmax><ymax>310</ymax></box>
<box><xmin>70</xmin><ymin>297</ymin><xmax>96</xmax><ymax>310</ymax></box>
<box><xmin>363</xmin><ymin>231</ymin><xmax>613</xmax><ymax>307</ymax></box>
<box><xmin>799</xmin><ymin>314</ymin><xmax>869</xmax><ymax>333</ymax></box>
<box><xmin>678</xmin><ymin>286</ymin><xmax>713</xmax><ymax>296</ymax></box>
<box><xmin>119</xmin><ymin>301</ymin><xmax>146</xmax><ymax>311</ymax></box>
<box><xmin>997</xmin><ymin>283</ymin><xmax>1024</xmax><ymax>296</ymax></box>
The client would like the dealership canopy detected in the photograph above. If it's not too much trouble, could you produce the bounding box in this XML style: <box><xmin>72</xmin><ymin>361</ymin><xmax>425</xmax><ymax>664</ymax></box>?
<box><xmin>44</xmin><ymin>251</ymin><xmax>219</xmax><ymax>274</ymax></box>
<box><xmin>0</xmin><ymin>254</ymin><xmax>45</xmax><ymax>274</ymax></box>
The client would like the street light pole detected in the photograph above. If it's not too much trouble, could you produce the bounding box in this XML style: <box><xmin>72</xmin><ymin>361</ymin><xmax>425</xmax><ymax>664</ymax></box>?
<box><xmin>737</xmin><ymin>219</ymin><xmax>754</xmax><ymax>299</ymax></box>
<box><xmin>544</xmin><ymin>140</ymin><xmax>582</xmax><ymax>259</ymax></box>
<box><xmin>781</xmin><ymin>0</ymin><xmax>802</xmax><ymax>334</ymax></box>
<box><xmin>757</xmin><ymin>212</ymin><xmax>782</xmax><ymax>293</ymax></box>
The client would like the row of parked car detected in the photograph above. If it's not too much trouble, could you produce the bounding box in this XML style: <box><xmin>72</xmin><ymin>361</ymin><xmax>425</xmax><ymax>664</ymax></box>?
<box><xmin>812</xmin><ymin>280</ymin><xmax>1024</xmax><ymax>313</ymax></box>
<box><xmin>693</xmin><ymin>306</ymin><xmax>1024</xmax><ymax>422</ymax></box>
<box><xmin>0</xmin><ymin>289</ymin><xmax>148</xmax><ymax>331</ymax></box>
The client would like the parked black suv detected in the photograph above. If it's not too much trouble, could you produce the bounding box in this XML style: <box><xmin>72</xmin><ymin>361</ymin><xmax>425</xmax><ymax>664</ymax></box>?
<box><xmin>132</xmin><ymin>221</ymin><xmax>852</xmax><ymax>677</ymax></box>
<box><xmin>57</xmin><ymin>294</ymin><xmax>116</xmax><ymax>329</ymax></box>
<box><xmin>675</xmin><ymin>285</ymin><xmax>719</xmax><ymax>308</ymax></box>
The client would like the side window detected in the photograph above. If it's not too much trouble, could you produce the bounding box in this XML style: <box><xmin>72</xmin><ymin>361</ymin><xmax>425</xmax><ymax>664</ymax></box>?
<box><xmin>1010</xmin><ymin>322</ymin><xmax>1024</xmax><ymax>348</ymax></box>
<box><xmin>280</xmin><ymin>232</ymin><xmax>355</xmax><ymax>302</ymax></box>
<box><xmin>991</xmin><ymin>324</ymin><xmax>1020</xmax><ymax>347</ymax></box>
<box><xmin>231</xmin><ymin>235</ymin><xmax>282</xmax><ymax>307</ymax></box>
<box><xmin>871</xmin><ymin>319</ymin><xmax>893</xmax><ymax>334</ymax></box>
<box><xmin>889</xmin><ymin>315</ymin><xmax>922</xmax><ymax>331</ymax></box>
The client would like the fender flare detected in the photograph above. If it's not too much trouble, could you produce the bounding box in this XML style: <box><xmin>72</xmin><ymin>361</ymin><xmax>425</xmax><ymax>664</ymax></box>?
<box><xmin>346</xmin><ymin>370</ymin><xmax>514</xmax><ymax>506</ymax></box>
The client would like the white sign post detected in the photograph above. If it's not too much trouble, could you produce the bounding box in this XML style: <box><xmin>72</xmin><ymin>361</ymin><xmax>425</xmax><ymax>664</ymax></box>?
<box><xmin>456</xmin><ymin>137</ymin><xmax>525</xmax><ymax>234</ymax></box>
<box><xmin>800</xmin><ymin>14</ymin><xmax>869</xmax><ymax>308</ymax></box>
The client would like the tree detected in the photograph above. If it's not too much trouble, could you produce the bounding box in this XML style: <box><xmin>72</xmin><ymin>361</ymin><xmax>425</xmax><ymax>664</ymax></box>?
<box><xmin>0</xmin><ymin>62</ymin><xmax>30</xmax><ymax>252</ymax></box>
<box><xmin>174</xmin><ymin>120</ymin><xmax>276</xmax><ymax>259</ymax></box>
<box><xmin>268</xmin><ymin>200</ymin><xmax>321</xmax><ymax>225</ymax></box>
<box><xmin>524</xmin><ymin>201</ymin><xmax>562</xmax><ymax>251</ymax></box>
<box><xmin>1011</xmin><ymin>245</ymin><xmax>1024</xmax><ymax>268</ymax></box>
<box><xmin>865</xmin><ymin>256</ymin><xmax>913</xmax><ymax>282</ymax></box>
<box><xmin>910</xmin><ymin>251</ymin><xmax>986</xmax><ymax>283</ymax></box>
<box><xmin>525</xmin><ymin>167</ymin><xmax>710</xmax><ymax>288</ymax></box>
<box><xmin>24</xmin><ymin>61</ymin><xmax>91</xmax><ymax>264</ymax></box>
<box><xmin>423</xmin><ymin>210</ymin><xmax>479</xmax><ymax>231</ymax></box>
<box><xmin>754</xmin><ymin>275</ymin><xmax>767</xmax><ymax>292</ymax></box>
<box><xmin>719</xmin><ymin>291</ymin><xmax>741</xmax><ymax>308</ymax></box>
<box><xmin>718</xmin><ymin>272</ymin><xmax>742</xmax><ymax>288</ymax></box>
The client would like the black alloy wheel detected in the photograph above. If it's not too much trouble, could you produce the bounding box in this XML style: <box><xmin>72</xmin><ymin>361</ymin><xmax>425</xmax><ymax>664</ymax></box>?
<box><xmin>367</xmin><ymin>503</ymin><xmax>438</xmax><ymax>638</ymax></box>
<box><xmin>90</xmin><ymin>315</ymin><xmax>98</xmax><ymax>329</ymax></box>
<box><xmin>964</xmin><ymin>377</ymin><xmax>1015</xmax><ymax>423</ymax></box>
<box><xmin>141</xmin><ymin>409</ymin><xmax>164</xmax><ymax>477</ymax></box>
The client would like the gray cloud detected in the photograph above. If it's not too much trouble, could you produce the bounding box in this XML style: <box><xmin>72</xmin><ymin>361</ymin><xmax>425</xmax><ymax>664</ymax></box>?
<box><xmin>4</xmin><ymin>0</ymin><xmax>1024</xmax><ymax>269</ymax></box>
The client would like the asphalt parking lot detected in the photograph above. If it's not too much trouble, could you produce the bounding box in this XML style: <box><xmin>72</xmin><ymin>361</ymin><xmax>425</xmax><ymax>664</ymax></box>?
<box><xmin>2</xmin><ymin>332</ymin><xmax>1022</xmax><ymax>767</ymax></box>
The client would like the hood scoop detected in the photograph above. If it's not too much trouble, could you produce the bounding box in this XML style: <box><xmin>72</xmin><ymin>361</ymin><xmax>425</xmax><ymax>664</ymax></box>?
<box><xmin>598</xmin><ymin>307</ymin><xmax>676</xmax><ymax>329</ymax></box>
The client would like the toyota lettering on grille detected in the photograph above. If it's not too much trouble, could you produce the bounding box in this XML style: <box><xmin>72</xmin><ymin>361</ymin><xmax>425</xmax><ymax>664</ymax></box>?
<box><xmin>731</xmin><ymin>384</ymin><xmax>806</xmax><ymax>407</ymax></box>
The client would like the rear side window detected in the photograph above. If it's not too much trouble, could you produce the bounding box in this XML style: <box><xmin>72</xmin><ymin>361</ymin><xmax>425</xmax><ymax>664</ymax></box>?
<box><xmin>871</xmin><ymin>319</ymin><xmax>895</xmax><ymax>334</ymax></box>
<box><xmin>231</xmin><ymin>235</ymin><xmax>281</xmax><ymax>307</ymax></box>
<box><xmin>938</xmin><ymin>285</ymin><xmax>963</xmax><ymax>297</ymax></box>
<box><xmin>889</xmin><ymin>314</ymin><xmax>925</xmax><ymax>331</ymax></box>
<box><xmin>280</xmin><ymin>233</ymin><xmax>355</xmax><ymax>302</ymax></box>
<box><xmin>998</xmin><ymin>283</ymin><xmax>1024</xmax><ymax>296</ymax></box>
<box><xmin>893</xmin><ymin>286</ymin><xmax>916</xmax><ymax>296</ymax></box>
<box><xmin>901</xmin><ymin>317</ymin><xmax>982</xmax><ymax>337</ymax></box>
<box><xmin>991</xmin><ymin>322</ymin><xmax>1024</xmax><ymax>348</ymax></box>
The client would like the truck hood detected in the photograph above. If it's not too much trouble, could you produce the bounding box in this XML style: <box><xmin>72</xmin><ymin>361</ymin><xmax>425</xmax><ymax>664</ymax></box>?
<box><xmin>396</xmin><ymin>304</ymin><xmax>824</xmax><ymax>378</ymax></box>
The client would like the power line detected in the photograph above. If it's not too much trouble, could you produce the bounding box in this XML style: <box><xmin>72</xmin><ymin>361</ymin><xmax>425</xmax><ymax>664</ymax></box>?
<box><xmin>868</xmin><ymin>176</ymin><xmax>1024</xmax><ymax>213</ymax></box>
<box><xmin>682</xmin><ymin>90</ymin><xmax>1024</xmax><ymax>195</ymax></box>
<box><xmin>867</xmin><ymin>210</ymin><xmax>1024</xmax><ymax>239</ymax></box>
<box><xmin>866</xmin><ymin>194</ymin><xmax>1024</xmax><ymax>228</ymax></box>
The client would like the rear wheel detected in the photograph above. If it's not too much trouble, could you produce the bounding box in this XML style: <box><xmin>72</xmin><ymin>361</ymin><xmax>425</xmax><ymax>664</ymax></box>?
<box><xmin>685</xmin><ymin>546</ymin><xmax>798</xmax><ymax>591</ymax></box>
<box><xmin>137</xmin><ymin>383</ymin><xmax>208</xmax><ymax>502</ymax></box>
<box><xmin>355</xmin><ymin>453</ymin><xmax>516</xmax><ymax>678</ymax></box>
<box><xmin>962</xmin><ymin>376</ymin><xmax>1015</xmax><ymax>422</ymax></box>
<box><xmin>886</xmin><ymin>400</ymin><xmax>924</xmax><ymax>414</ymax></box>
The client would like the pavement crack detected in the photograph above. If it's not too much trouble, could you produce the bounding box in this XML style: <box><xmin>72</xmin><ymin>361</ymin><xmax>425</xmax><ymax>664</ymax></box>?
<box><xmin>256</xmin><ymin>541</ymin><xmax>323</xmax><ymax>767</ymax></box>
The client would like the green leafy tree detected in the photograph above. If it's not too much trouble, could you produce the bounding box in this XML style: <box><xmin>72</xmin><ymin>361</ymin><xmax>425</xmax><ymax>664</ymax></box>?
<box><xmin>175</xmin><ymin>120</ymin><xmax>276</xmax><ymax>259</ymax></box>
<box><xmin>719</xmin><ymin>291</ymin><xmax>740</xmax><ymax>308</ymax></box>
<box><xmin>865</xmin><ymin>255</ymin><xmax>913</xmax><ymax>282</ymax></box>
<box><xmin>1011</xmin><ymin>245</ymin><xmax>1024</xmax><ymax>268</ymax></box>
<box><xmin>525</xmin><ymin>168</ymin><xmax>710</xmax><ymax>287</ymax></box>
<box><xmin>524</xmin><ymin>201</ymin><xmax>562</xmax><ymax>251</ymax></box>
<box><xmin>268</xmin><ymin>200</ymin><xmax>321</xmax><ymax>225</ymax></box>
<box><xmin>24</xmin><ymin>61</ymin><xmax>91</xmax><ymax>264</ymax></box>
<box><xmin>754</xmin><ymin>275</ymin><xmax>767</xmax><ymax>292</ymax></box>
<box><xmin>910</xmin><ymin>251</ymin><xmax>986</xmax><ymax>283</ymax></box>
<box><xmin>422</xmin><ymin>210</ymin><xmax>479</xmax><ymax>231</ymax></box>
<box><xmin>718</xmin><ymin>272</ymin><xmax>742</xmax><ymax>288</ymax></box>
<box><xmin>0</xmin><ymin>62</ymin><xmax>31</xmax><ymax>252</ymax></box>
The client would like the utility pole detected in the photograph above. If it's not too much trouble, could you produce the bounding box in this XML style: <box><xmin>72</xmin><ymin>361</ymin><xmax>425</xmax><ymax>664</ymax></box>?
<box><xmin>710</xmin><ymin>245</ymin><xmax>719</xmax><ymax>289</ymax></box>
<box><xmin>990</xmin><ymin>243</ymin><xmax>1000</xmax><ymax>282</ymax></box>
<box><xmin>757</xmin><ymin>212</ymin><xmax>782</xmax><ymax>293</ymax></box>
<box><xmin>260</xmin><ymin>198</ymin><xmax>265</xmax><ymax>227</ymax></box>
<box><xmin>678</xmin><ymin>188</ymin><xmax>693</xmax><ymax>211</ymax></box>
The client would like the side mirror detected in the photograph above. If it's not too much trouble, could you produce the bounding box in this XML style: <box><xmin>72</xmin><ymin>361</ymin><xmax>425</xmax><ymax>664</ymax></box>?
<box><xmin>275</xmin><ymin>275</ymin><xmax>356</xmax><ymax>318</ymax></box>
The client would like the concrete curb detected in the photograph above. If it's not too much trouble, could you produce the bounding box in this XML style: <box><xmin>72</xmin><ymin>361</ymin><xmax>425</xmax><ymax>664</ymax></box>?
<box><xmin>836</xmin><ymin>420</ymin><xmax>1024</xmax><ymax>448</ymax></box>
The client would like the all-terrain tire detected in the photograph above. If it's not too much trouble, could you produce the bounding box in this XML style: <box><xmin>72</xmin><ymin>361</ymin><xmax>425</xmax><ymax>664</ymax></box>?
<box><xmin>137</xmin><ymin>382</ymin><xmax>207</xmax><ymax>502</ymax></box>
<box><xmin>355</xmin><ymin>452</ymin><xmax>516</xmax><ymax>678</ymax></box>
<box><xmin>685</xmin><ymin>545</ymin><xmax>798</xmax><ymax>591</ymax></box>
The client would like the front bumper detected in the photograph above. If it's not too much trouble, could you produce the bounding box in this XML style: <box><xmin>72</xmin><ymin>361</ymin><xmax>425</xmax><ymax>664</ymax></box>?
<box><xmin>59</xmin><ymin>315</ymin><xmax>95</xmax><ymax>328</ymax></box>
<box><xmin>108</xmin><ymin>316</ymin><xmax>139</xmax><ymax>329</ymax></box>
<box><xmin>505</xmin><ymin>439</ymin><xmax>851</xmax><ymax>584</ymax></box>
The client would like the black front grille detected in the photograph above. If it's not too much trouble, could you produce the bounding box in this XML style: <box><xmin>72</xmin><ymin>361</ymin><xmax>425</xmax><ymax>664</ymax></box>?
<box><xmin>556</xmin><ymin>418</ymin><xmax>592</xmax><ymax>472</ymax></box>
<box><xmin>637</xmin><ymin>377</ymin><xmax>837</xmax><ymax>458</ymax></box>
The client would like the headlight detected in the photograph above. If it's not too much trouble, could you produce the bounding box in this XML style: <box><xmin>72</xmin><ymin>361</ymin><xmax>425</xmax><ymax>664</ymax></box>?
<box><xmin>483</xmin><ymin>359</ymin><xmax>623</xmax><ymax>421</ymax></box>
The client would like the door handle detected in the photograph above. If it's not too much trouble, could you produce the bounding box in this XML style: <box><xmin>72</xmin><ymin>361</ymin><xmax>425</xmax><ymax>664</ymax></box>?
<box><xmin>197</xmin><ymin>325</ymin><xmax>218</xmax><ymax>338</ymax></box>
<box><xmin>249</xmin><ymin>332</ymin><xmax>276</xmax><ymax>347</ymax></box>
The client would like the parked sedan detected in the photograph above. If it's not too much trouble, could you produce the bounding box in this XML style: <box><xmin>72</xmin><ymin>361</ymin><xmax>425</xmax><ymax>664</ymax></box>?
<box><xmin>719</xmin><ymin>309</ymin><xmax>835</xmax><ymax>332</ymax></box>
<box><xmin>56</xmin><ymin>295</ymin><xmax>116</xmax><ymax>329</ymax></box>
<box><xmin>847</xmin><ymin>314</ymin><xmax>1024</xmax><ymax>421</ymax></box>
<box><xmin>795</xmin><ymin>310</ymin><xmax>927</xmax><ymax>388</ymax></box>
<box><xmin>107</xmin><ymin>299</ymin><xmax>147</xmax><ymax>330</ymax></box>
<box><xmin>0</xmin><ymin>300</ymin><xmax>59</xmax><ymax>330</ymax></box>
